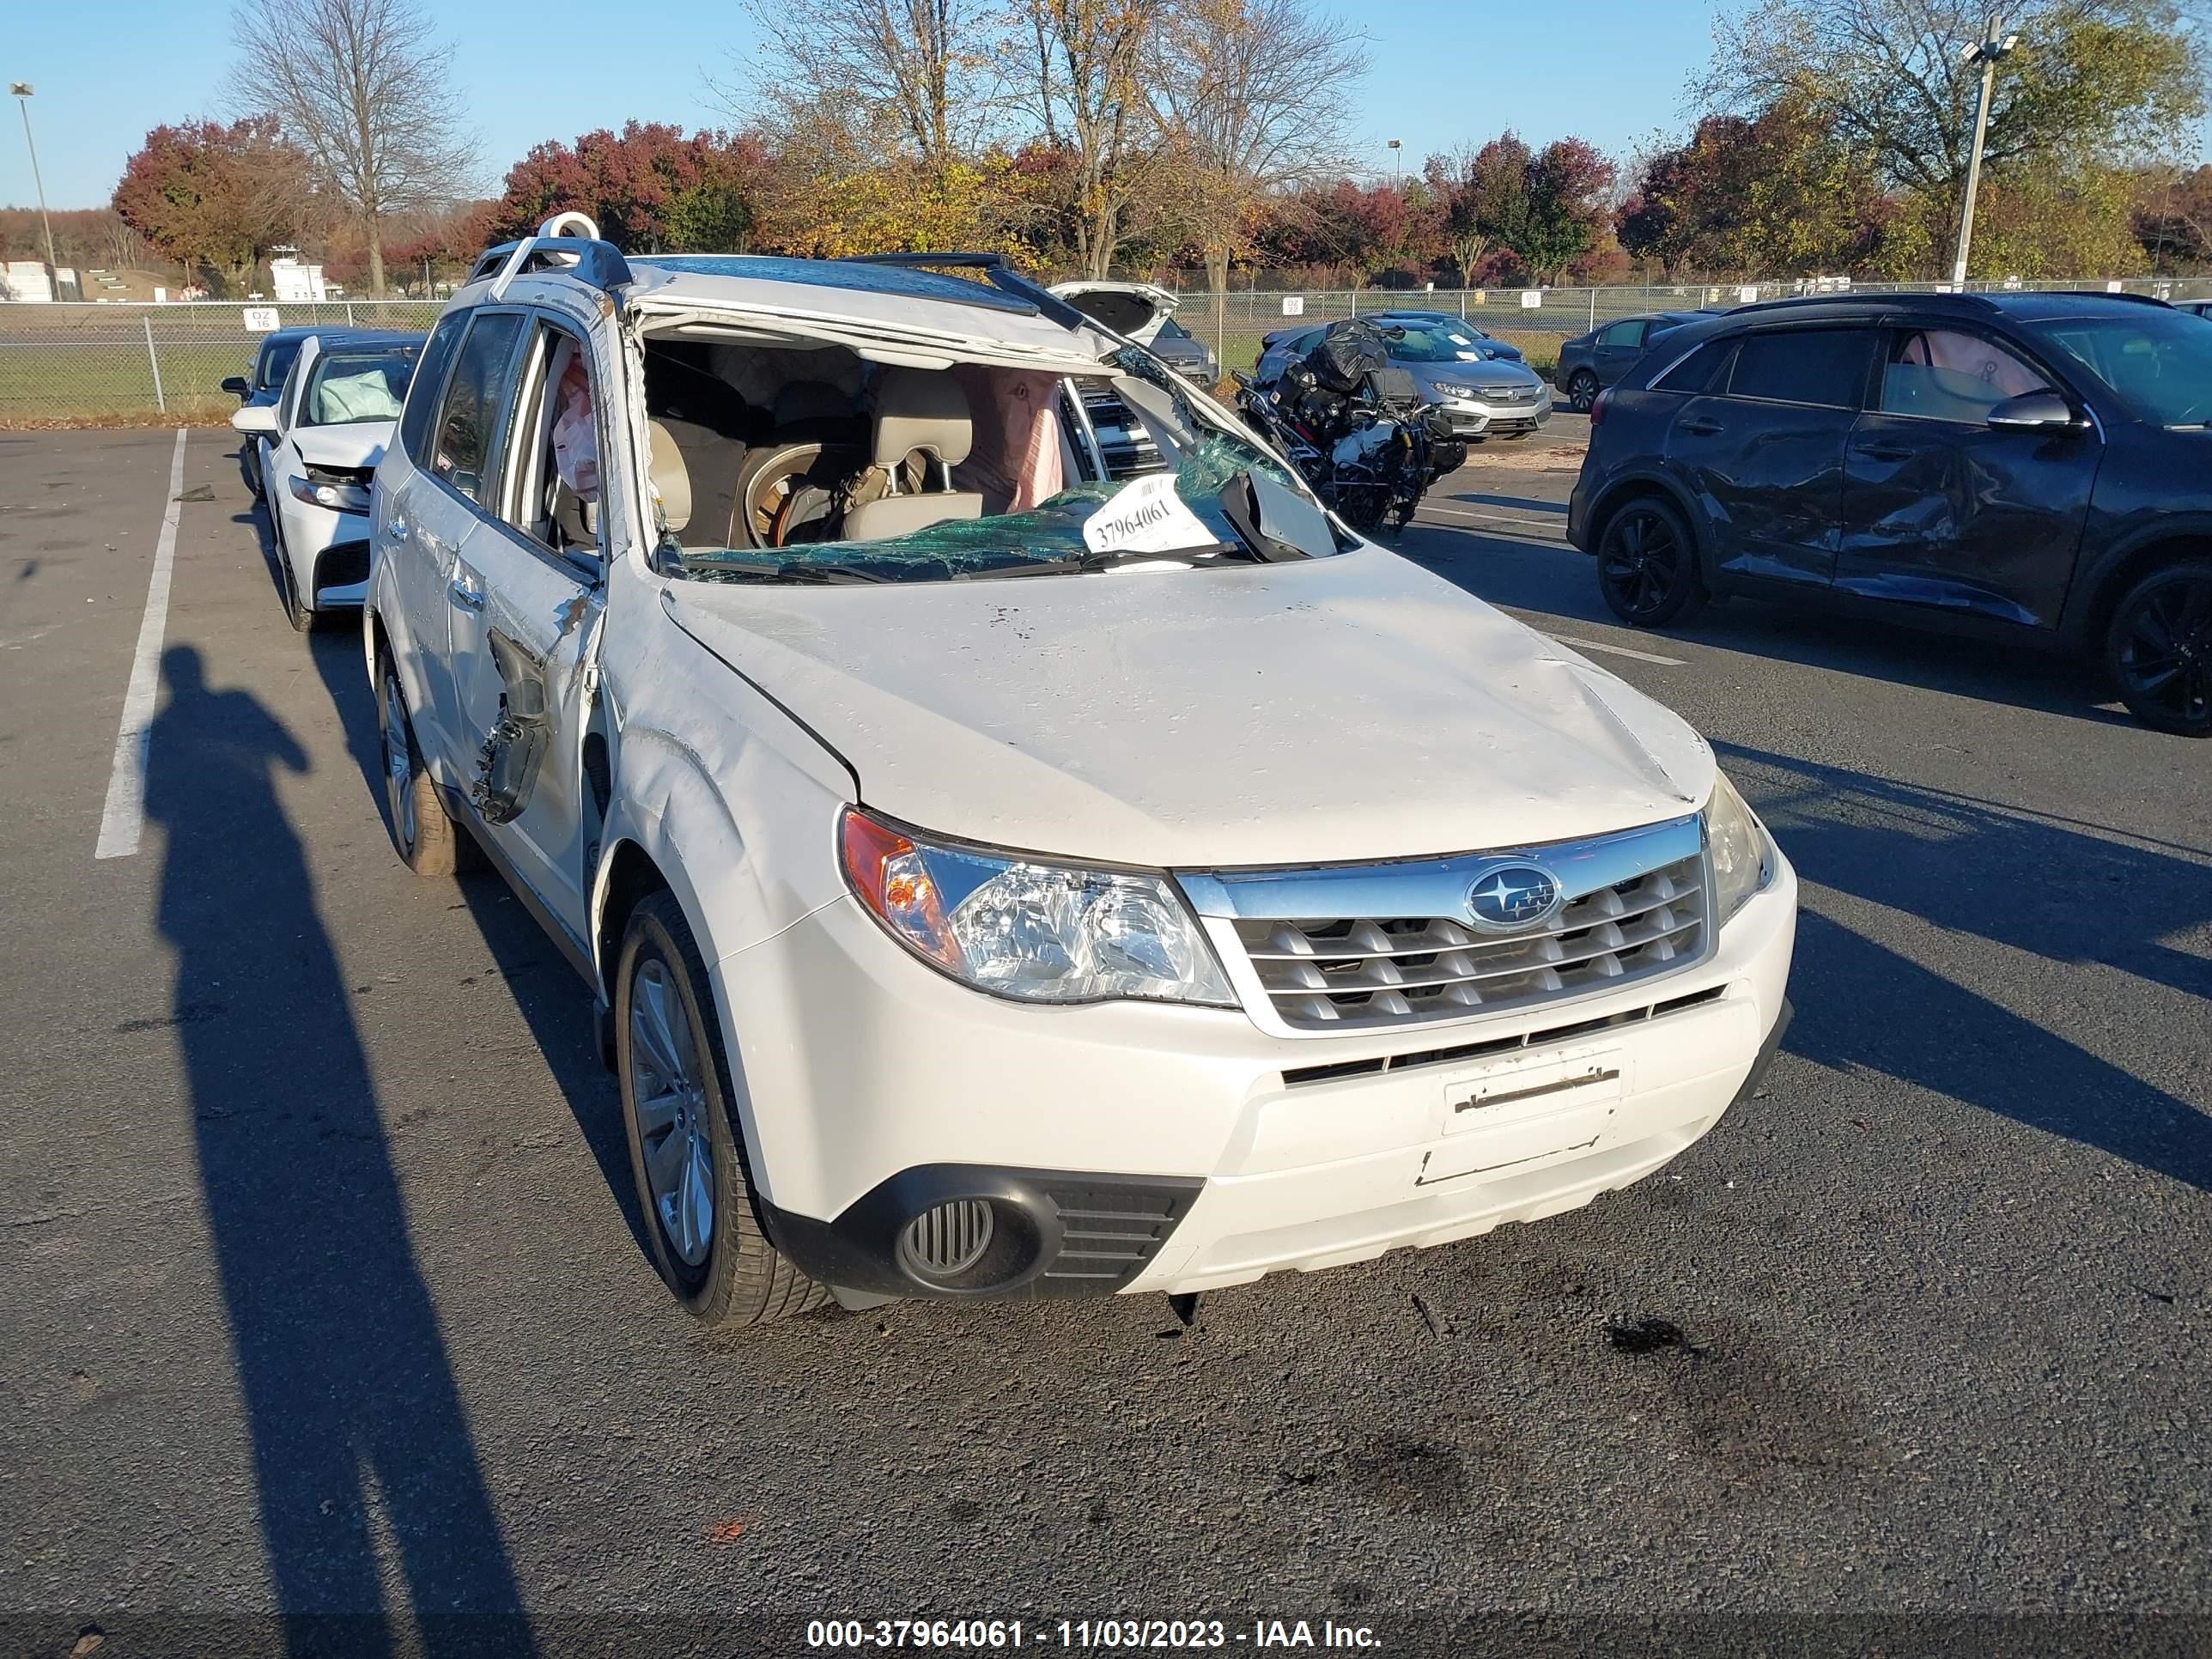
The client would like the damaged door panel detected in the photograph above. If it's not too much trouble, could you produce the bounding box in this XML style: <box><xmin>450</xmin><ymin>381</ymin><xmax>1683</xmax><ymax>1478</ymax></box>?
<box><xmin>472</xmin><ymin>628</ymin><xmax>553</xmax><ymax>823</ymax></box>
<box><xmin>447</xmin><ymin>526</ymin><xmax>605</xmax><ymax>943</ymax></box>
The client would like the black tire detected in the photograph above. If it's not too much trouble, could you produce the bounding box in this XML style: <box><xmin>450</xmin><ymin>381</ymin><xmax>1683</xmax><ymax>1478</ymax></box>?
<box><xmin>1567</xmin><ymin>370</ymin><xmax>1600</xmax><ymax>413</ymax></box>
<box><xmin>375</xmin><ymin>648</ymin><xmax>483</xmax><ymax>875</ymax></box>
<box><xmin>1596</xmin><ymin>495</ymin><xmax>1707</xmax><ymax>629</ymax></box>
<box><xmin>2104</xmin><ymin>558</ymin><xmax>2212</xmax><ymax>737</ymax></box>
<box><xmin>616</xmin><ymin>890</ymin><xmax>828</xmax><ymax>1327</ymax></box>
<box><xmin>275</xmin><ymin>520</ymin><xmax>319</xmax><ymax>634</ymax></box>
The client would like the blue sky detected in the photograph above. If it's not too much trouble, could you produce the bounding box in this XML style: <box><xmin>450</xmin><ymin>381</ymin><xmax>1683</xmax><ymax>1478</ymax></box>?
<box><xmin>6</xmin><ymin>1</ymin><xmax>1720</xmax><ymax>211</ymax></box>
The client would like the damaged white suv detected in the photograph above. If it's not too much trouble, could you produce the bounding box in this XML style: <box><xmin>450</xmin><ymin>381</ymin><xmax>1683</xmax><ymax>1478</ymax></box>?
<box><xmin>367</xmin><ymin>213</ymin><xmax>1797</xmax><ymax>1327</ymax></box>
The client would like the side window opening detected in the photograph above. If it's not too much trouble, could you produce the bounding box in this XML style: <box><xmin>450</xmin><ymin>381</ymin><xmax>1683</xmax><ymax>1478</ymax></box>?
<box><xmin>1652</xmin><ymin>337</ymin><xmax>1734</xmax><ymax>395</ymax></box>
<box><xmin>399</xmin><ymin>313</ymin><xmax>469</xmax><ymax>471</ymax></box>
<box><xmin>1725</xmin><ymin>328</ymin><xmax>1875</xmax><ymax>410</ymax></box>
<box><xmin>430</xmin><ymin>312</ymin><xmax>527</xmax><ymax>505</ymax></box>
<box><xmin>498</xmin><ymin>320</ymin><xmax>609</xmax><ymax>562</ymax></box>
<box><xmin>1880</xmin><ymin>328</ymin><xmax>2051</xmax><ymax>422</ymax></box>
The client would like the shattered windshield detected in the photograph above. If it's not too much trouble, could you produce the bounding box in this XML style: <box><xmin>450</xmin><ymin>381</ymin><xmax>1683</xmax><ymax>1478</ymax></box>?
<box><xmin>667</xmin><ymin>347</ymin><xmax>1330</xmax><ymax>586</ymax></box>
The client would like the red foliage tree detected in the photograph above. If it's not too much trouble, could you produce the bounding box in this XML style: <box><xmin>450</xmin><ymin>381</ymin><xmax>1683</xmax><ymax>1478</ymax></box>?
<box><xmin>492</xmin><ymin>123</ymin><xmax>771</xmax><ymax>253</ymax></box>
<box><xmin>111</xmin><ymin>119</ymin><xmax>312</xmax><ymax>295</ymax></box>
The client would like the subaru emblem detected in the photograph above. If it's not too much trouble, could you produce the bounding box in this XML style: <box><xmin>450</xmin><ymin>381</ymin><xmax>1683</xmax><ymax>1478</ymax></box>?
<box><xmin>1466</xmin><ymin>863</ymin><xmax>1564</xmax><ymax>933</ymax></box>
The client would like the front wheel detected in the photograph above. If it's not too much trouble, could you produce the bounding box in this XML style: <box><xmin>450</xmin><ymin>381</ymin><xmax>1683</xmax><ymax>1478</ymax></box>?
<box><xmin>1596</xmin><ymin>497</ymin><xmax>1706</xmax><ymax>629</ymax></box>
<box><xmin>617</xmin><ymin>890</ymin><xmax>828</xmax><ymax>1326</ymax></box>
<box><xmin>2105</xmin><ymin>559</ymin><xmax>2212</xmax><ymax>737</ymax></box>
<box><xmin>375</xmin><ymin>650</ymin><xmax>482</xmax><ymax>875</ymax></box>
<box><xmin>1566</xmin><ymin>371</ymin><xmax>1600</xmax><ymax>414</ymax></box>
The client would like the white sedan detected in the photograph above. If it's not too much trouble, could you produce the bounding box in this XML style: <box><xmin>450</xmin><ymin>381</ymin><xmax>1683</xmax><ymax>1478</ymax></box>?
<box><xmin>232</xmin><ymin>331</ymin><xmax>423</xmax><ymax>630</ymax></box>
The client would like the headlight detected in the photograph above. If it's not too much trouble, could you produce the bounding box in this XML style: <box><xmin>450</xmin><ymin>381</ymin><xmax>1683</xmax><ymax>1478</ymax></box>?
<box><xmin>1705</xmin><ymin>771</ymin><xmax>1772</xmax><ymax>923</ymax></box>
<box><xmin>840</xmin><ymin>808</ymin><xmax>1237</xmax><ymax>1007</ymax></box>
<box><xmin>290</xmin><ymin>471</ymin><xmax>371</xmax><ymax>511</ymax></box>
<box><xmin>1432</xmin><ymin>381</ymin><xmax>1474</xmax><ymax>398</ymax></box>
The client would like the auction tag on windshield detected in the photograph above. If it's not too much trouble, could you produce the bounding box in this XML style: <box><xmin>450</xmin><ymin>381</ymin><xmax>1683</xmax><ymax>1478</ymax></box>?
<box><xmin>1082</xmin><ymin>472</ymin><xmax>1217</xmax><ymax>556</ymax></box>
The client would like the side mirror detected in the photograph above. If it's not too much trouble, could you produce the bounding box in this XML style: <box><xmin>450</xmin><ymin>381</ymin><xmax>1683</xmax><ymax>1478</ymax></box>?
<box><xmin>221</xmin><ymin>375</ymin><xmax>250</xmax><ymax>398</ymax></box>
<box><xmin>1987</xmin><ymin>390</ymin><xmax>2082</xmax><ymax>430</ymax></box>
<box><xmin>230</xmin><ymin>404</ymin><xmax>278</xmax><ymax>437</ymax></box>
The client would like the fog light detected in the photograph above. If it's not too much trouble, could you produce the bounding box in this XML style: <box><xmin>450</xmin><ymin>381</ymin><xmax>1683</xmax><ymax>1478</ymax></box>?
<box><xmin>896</xmin><ymin>1200</ymin><xmax>995</xmax><ymax>1283</ymax></box>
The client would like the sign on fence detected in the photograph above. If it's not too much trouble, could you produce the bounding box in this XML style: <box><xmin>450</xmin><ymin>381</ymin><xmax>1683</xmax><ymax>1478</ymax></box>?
<box><xmin>241</xmin><ymin>307</ymin><xmax>281</xmax><ymax>332</ymax></box>
<box><xmin>1519</xmin><ymin>289</ymin><xmax>1542</xmax><ymax>308</ymax></box>
<box><xmin>1279</xmin><ymin>295</ymin><xmax>1305</xmax><ymax>316</ymax></box>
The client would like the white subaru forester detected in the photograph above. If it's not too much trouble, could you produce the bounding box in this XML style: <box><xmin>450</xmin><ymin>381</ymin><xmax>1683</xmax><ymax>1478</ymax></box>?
<box><xmin>365</xmin><ymin>215</ymin><xmax>1796</xmax><ymax>1328</ymax></box>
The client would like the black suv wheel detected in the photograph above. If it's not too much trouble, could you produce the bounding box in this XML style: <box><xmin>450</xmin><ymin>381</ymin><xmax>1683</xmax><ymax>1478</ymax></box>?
<box><xmin>1566</xmin><ymin>370</ymin><xmax>1600</xmax><ymax>413</ymax></box>
<box><xmin>1597</xmin><ymin>496</ymin><xmax>1705</xmax><ymax>629</ymax></box>
<box><xmin>2106</xmin><ymin>558</ymin><xmax>2212</xmax><ymax>737</ymax></box>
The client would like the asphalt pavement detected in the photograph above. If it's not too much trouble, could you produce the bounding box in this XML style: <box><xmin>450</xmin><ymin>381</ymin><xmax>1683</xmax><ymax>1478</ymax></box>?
<box><xmin>2</xmin><ymin>421</ymin><xmax>2209</xmax><ymax>1656</ymax></box>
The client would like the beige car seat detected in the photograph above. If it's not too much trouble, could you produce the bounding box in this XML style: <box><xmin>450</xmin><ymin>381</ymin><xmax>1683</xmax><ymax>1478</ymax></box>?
<box><xmin>840</xmin><ymin>368</ymin><xmax>985</xmax><ymax>542</ymax></box>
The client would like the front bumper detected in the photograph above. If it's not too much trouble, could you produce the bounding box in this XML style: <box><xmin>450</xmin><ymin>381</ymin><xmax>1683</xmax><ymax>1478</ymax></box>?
<box><xmin>722</xmin><ymin>846</ymin><xmax>1797</xmax><ymax>1300</ymax></box>
<box><xmin>286</xmin><ymin>496</ymin><xmax>373</xmax><ymax>609</ymax></box>
<box><xmin>1433</xmin><ymin>392</ymin><xmax>1553</xmax><ymax>436</ymax></box>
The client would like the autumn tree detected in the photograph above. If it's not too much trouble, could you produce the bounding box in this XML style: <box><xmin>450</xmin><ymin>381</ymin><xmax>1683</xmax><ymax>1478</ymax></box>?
<box><xmin>1617</xmin><ymin>103</ymin><xmax>1901</xmax><ymax>278</ymax></box>
<box><xmin>1016</xmin><ymin>0</ymin><xmax>1169</xmax><ymax>280</ymax></box>
<box><xmin>725</xmin><ymin>0</ymin><xmax>1002</xmax><ymax>185</ymax></box>
<box><xmin>494</xmin><ymin>125</ymin><xmax>770</xmax><ymax>253</ymax></box>
<box><xmin>111</xmin><ymin>119</ymin><xmax>313</xmax><ymax>294</ymax></box>
<box><xmin>1703</xmin><ymin>0</ymin><xmax>2206</xmax><ymax>278</ymax></box>
<box><xmin>2135</xmin><ymin>163</ymin><xmax>2212</xmax><ymax>269</ymax></box>
<box><xmin>228</xmin><ymin>0</ymin><xmax>477</xmax><ymax>295</ymax></box>
<box><xmin>1152</xmin><ymin>0</ymin><xmax>1364</xmax><ymax>337</ymax></box>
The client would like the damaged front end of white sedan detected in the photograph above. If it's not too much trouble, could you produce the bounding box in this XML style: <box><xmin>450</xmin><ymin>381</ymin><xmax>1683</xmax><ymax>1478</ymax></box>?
<box><xmin>362</xmin><ymin>216</ymin><xmax>1797</xmax><ymax>1328</ymax></box>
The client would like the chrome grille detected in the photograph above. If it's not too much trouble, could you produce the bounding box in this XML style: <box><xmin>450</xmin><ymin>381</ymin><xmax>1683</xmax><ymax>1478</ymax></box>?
<box><xmin>1191</xmin><ymin>817</ymin><xmax>1711</xmax><ymax>1034</ymax></box>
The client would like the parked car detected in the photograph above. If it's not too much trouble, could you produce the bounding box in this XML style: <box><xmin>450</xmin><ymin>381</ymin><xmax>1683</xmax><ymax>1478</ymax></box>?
<box><xmin>2175</xmin><ymin>300</ymin><xmax>2212</xmax><ymax>320</ymax></box>
<box><xmin>1256</xmin><ymin>317</ymin><xmax>1552</xmax><ymax>440</ymax></box>
<box><xmin>1554</xmin><ymin>311</ymin><xmax>1720</xmax><ymax>413</ymax></box>
<box><xmin>221</xmin><ymin>325</ymin><xmax>323</xmax><ymax>495</ymax></box>
<box><xmin>1567</xmin><ymin>289</ymin><xmax>2212</xmax><ymax>735</ymax></box>
<box><xmin>368</xmin><ymin>216</ymin><xmax>1796</xmax><ymax>1330</ymax></box>
<box><xmin>232</xmin><ymin>331</ymin><xmax>423</xmax><ymax>630</ymax></box>
<box><xmin>1050</xmin><ymin>281</ymin><xmax>1218</xmax><ymax>385</ymax></box>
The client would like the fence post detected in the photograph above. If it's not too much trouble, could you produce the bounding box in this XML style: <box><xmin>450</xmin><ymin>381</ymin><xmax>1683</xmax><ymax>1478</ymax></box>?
<box><xmin>1589</xmin><ymin>289</ymin><xmax>1596</xmax><ymax>330</ymax></box>
<box><xmin>143</xmin><ymin>316</ymin><xmax>166</xmax><ymax>415</ymax></box>
<box><xmin>1458</xmin><ymin>289</ymin><xmax>1466</xmax><ymax>319</ymax></box>
<box><xmin>1349</xmin><ymin>289</ymin><xmax>1357</xmax><ymax>318</ymax></box>
<box><xmin>346</xmin><ymin>301</ymin><xmax>356</xmax><ymax>325</ymax></box>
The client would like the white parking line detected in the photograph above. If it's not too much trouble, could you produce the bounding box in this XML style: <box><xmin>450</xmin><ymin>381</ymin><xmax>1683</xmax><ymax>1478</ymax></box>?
<box><xmin>94</xmin><ymin>429</ymin><xmax>187</xmax><ymax>861</ymax></box>
<box><xmin>1548</xmin><ymin>635</ymin><xmax>1687</xmax><ymax>667</ymax></box>
<box><xmin>1418</xmin><ymin>502</ymin><xmax>1570</xmax><ymax>534</ymax></box>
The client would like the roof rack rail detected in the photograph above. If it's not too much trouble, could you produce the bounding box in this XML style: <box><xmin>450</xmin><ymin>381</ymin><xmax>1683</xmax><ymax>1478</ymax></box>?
<box><xmin>468</xmin><ymin>212</ymin><xmax>633</xmax><ymax>296</ymax></box>
<box><xmin>838</xmin><ymin>251</ymin><xmax>1092</xmax><ymax>331</ymax></box>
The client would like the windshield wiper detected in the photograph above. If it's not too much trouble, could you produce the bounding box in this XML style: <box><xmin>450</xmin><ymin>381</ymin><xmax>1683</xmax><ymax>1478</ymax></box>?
<box><xmin>951</xmin><ymin>544</ymin><xmax>1252</xmax><ymax>580</ymax></box>
<box><xmin>682</xmin><ymin>556</ymin><xmax>890</xmax><ymax>585</ymax></box>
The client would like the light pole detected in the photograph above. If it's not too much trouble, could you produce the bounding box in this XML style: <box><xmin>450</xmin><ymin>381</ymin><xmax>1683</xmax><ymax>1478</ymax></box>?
<box><xmin>9</xmin><ymin>83</ymin><xmax>61</xmax><ymax>291</ymax></box>
<box><xmin>1949</xmin><ymin>18</ymin><xmax>2019</xmax><ymax>289</ymax></box>
<box><xmin>1387</xmin><ymin>138</ymin><xmax>1402</xmax><ymax>182</ymax></box>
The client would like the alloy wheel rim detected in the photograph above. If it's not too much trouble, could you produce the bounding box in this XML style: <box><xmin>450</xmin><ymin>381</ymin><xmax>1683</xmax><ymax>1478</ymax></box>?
<box><xmin>630</xmin><ymin>957</ymin><xmax>714</xmax><ymax>1267</ymax></box>
<box><xmin>2118</xmin><ymin>575</ymin><xmax>2212</xmax><ymax>725</ymax></box>
<box><xmin>1601</xmin><ymin>511</ymin><xmax>1681</xmax><ymax>621</ymax></box>
<box><xmin>381</xmin><ymin>674</ymin><xmax>416</xmax><ymax>849</ymax></box>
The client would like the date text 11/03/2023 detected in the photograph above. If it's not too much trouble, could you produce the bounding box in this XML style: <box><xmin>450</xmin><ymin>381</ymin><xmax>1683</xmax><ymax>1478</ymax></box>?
<box><xmin>804</xmin><ymin>1620</ymin><xmax>1385</xmax><ymax>1650</ymax></box>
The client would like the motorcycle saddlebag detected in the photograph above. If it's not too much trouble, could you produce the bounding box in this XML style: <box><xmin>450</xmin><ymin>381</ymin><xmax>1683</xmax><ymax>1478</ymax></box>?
<box><xmin>1304</xmin><ymin>320</ymin><xmax>1389</xmax><ymax>394</ymax></box>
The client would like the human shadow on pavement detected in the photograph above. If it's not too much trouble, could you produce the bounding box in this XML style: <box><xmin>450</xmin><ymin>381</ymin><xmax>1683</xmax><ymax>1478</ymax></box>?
<box><xmin>145</xmin><ymin>645</ymin><xmax>537</xmax><ymax>1656</ymax></box>
<box><xmin>1721</xmin><ymin>742</ymin><xmax>2212</xmax><ymax>1193</ymax></box>
<box><xmin>303</xmin><ymin>631</ymin><xmax>653</xmax><ymax>1264</ymax></box>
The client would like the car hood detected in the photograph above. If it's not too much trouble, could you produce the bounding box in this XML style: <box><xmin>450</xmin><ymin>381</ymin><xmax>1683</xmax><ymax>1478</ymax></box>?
<box><xmin>1048</xmin><ymin>281</ymin><xmax>1179</xmax><ymax>345</ymax></box>
<box><xmin>665</xmin><ymin>547</ymin><xmax>1712</xmax><ymax>868</ymax></box>
<box><xmin>291</xmin><ymin>422</ymin><xmax>392</xmax><ymax>469</ymax></box>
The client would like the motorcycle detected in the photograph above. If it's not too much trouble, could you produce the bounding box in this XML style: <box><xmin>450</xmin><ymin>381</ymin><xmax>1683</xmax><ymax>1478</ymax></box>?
<box><xmin>1232</xmin><ymin>319</ymin><xmax>1466</xmax><ymax>537</ymax></box>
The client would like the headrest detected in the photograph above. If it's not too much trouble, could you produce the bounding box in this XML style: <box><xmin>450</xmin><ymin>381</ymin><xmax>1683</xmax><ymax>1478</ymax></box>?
<box><xmin>872</xmin><ymin>368</ymin><xmax>973</xmax><ymax>468</ymax></box>
<box><xmin>647</xmin><ymin>418</ymin><xmax>690</xmax><ymax>534</ymax></box>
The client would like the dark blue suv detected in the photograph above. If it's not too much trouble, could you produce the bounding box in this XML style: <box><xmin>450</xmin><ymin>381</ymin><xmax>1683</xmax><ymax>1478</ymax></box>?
<box><xmin>1567</xmin><ymin>291</ymin><xmax>2212</xmax><ymax>735</ymax></box>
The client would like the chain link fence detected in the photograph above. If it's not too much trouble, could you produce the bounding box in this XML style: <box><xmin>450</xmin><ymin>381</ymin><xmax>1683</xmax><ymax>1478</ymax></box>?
<box><xmin>5</xmin><ymin>276</ymin><xmax>2211</xmax><ymax>421</ymax></box>
<box><xmin>0</xmin><ymin>300</ymin><xmax>442</xmax><ymax>423</ymax></box>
